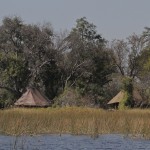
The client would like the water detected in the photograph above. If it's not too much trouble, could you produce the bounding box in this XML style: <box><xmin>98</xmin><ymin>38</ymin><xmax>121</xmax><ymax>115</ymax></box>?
<box><xmin>0</xmin><ymin>134</ymin><xmax>150</xmax><ymax>150</ymax></box>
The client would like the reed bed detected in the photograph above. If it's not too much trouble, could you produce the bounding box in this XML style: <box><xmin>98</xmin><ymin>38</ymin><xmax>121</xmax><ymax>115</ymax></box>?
<box><xmin>0</xmin><ymin>107</ymin><xmax>150</xmax><ymax>138</ymax></box>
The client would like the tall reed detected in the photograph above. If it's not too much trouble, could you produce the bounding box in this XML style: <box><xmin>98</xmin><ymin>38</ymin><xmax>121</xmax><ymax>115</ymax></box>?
<box><xmin>0</xmin><ymin>107</ymin><xmax>150</xmax><ymax>138</ymax></box>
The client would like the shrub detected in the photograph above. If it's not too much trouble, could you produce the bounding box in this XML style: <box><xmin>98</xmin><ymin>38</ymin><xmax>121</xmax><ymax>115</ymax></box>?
<box><xmin>119</xmin><ymin>77</ymin><xmax>133</xmax><ymax>109</ymax></box>
<box><xmin>54</xmin><ymin>87</ymin><xmax>92</xmax><ymax>107</ymax></box>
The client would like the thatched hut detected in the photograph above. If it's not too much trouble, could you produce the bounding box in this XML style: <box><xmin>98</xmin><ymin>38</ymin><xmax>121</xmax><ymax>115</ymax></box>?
<box><xmin>14</xmin><ymin>88</ymin><xmax>50</xmax><ymax>107</ymax></box>
<box><xmin>107</xmin><ymin>91</ymin><xmax>124</xmax><ymax>109</ymax></box>
<box><xmin>107</xmin><ymin>89</ymin><xmax>143</xmax><ymax>109</ymax></box>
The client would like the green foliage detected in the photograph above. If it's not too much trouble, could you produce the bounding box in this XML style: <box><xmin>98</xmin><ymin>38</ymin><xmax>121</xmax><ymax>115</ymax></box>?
<box><xmin>118</xmin><ymin>91</ymin><xmax>127</xmax><ymax>109</ymax></box>
<box><xmin>141</xmin><ymin>48</ymin><xmax>150</xmax><ymax>73</ymax></box>
<box><xmin>122</xmin><ymin>77</ymin><xmax>133</xmax><ymax>93</ymax></box>
<box><xmin>54</xmin><ymin>87</ymin><xmax>81</xmax><ymax>107</ymax></box>
<box><xmin>137</xmin><ymin>48</ymin><xmax>150</xmax><ymax>76</ymax></box>
<box><xmin>65</xmin><ymin>17</ymin><xmax>114</xmax><ymax>106</ymax></box>
<box><xmin>0</xmin><ymin>89</ymin><xmax>15</xmax><ymax>108</ymax></box>
<box><xmin>0</xmin><ymin>52</ymin><xmax>29</xmax><ymax>99</ymax></box>
<box><xmin>0</xmin><ymin>16</ymin><xmax>56</xmax><ymax>107</ymax></box>
<box><xmin>53</xmin><ymin>86</ymin><xmax>97</xmax><ymax>107</ymax></box>
<box><xmin>76</xmin><ymin>80</ymin><xmax>106</xmax><ymax>106</ymax></box>
<box><xmin>119</xmin><ymin>91</ymin><xmax>131</xmax><ymax>109</ymax></box>
<box><xmin>119</xmin><ymin>77</ymin><xmax>133</xmax><ymax>109</ymax></box>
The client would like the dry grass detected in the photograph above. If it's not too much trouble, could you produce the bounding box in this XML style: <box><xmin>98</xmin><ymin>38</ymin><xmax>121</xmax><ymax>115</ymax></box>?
<box><xmin>0</xmin><ymin>107</ymin><xmax>150</xmax><ymax>138</ymax></box>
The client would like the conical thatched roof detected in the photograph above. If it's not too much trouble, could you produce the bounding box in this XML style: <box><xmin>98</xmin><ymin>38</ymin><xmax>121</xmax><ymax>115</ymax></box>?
<box><xmin>107</xmin><ymin>89</ymin><xmax>143</xmax><ymax>105</ymax></box>
<box><xmin>107</xmin><ymin>91</ymin><xmax>125</xmax><ymax>104</ymax></box>
<box><xmin>14</xmin><ymin>88</ymin><xmax>50</xmax><ymax>107</ymax></box>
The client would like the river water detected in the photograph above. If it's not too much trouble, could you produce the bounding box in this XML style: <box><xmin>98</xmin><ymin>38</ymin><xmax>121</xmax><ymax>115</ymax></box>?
<box><xmin>0</xmin><ymin>134</ymin><xmax>150</xmax><ymax>150</ymax></box>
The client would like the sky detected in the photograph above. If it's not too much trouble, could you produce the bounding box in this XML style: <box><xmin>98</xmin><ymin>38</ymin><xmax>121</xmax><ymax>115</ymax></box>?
<box><xmin>0</xmin><ymin>0</ymin><xmax>150</xmax><ymax>41</ymax></box>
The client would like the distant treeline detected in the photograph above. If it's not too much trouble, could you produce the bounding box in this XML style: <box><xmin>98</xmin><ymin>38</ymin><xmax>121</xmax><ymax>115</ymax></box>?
<box><xmin>0</xmin><ymin>16</ymin><xmax>150</xmax><ymax>108</ymax></box>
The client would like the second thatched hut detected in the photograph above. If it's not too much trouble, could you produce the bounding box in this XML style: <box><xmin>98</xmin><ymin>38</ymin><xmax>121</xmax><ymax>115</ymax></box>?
<box><xmin>107</xmin><ymin>89</ymin><xmax>143</xmax><ymax>109</ymax></box>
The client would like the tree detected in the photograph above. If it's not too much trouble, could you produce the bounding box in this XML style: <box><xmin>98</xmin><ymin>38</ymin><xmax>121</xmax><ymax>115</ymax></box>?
<box><xmin>59</xmin><ymin>17</ymin><xmax>114</xmax><ymax>106</ymax></box>
<box><xmin>110</xmin><ymin>33</ymin><xmax>145</xmax><ymax>79</ymax></box>
<box><xmin>0</xmin><ymin>17</ymin><xmax>30</xmax><ymax>101</ymax></box>
<box><xmin>0</xmin><ymin>16</ymin><xmax>61</xmax><ymax>105</ymax></box>
<box><xmin>127</xmin><ymin>34</ymin><xmax>146</xmax><ymax>78</ymax></box>
<box><xmin>136</xmin><ymin>29</ymin><xmax>150</xmax><ymax>103</ymax></box>
<box><xmin>110</xmin><ymin>39</ymin><xmax>128</xmax><ymax>76</ymax></box>
<box><xmin>109</xmin><ymin>34</ymin><xmax>147</xmax><ymax>108</ymax></box>
<box><xmin>21</xmin><ymin>23</ymin><xmax>60</xmax><ymax>99</ymax></box>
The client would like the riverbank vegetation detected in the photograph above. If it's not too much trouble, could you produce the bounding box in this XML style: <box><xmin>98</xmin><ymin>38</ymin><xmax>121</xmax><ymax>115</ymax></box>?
<box><xmin>0</xmin><ymin>107</ymin><xmax>150</xmax><ymax>138</ymax></box>
<box><xmin>0</xmin><ymin>16</ymin><xmax>150</xmax><ymax>108</ymax></box>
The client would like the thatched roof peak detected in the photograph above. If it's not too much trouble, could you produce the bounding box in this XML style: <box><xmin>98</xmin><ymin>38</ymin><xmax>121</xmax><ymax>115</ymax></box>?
<box><xmin>14</xmin><ymin>88</ymin><xmax>50</xmax><ymax>107</ymax></box>
<box><xmin>107</xmin><ymin>88</ymin><xmax>143</xmax><ymax>105</ymax></box>
<box><xmin>107</xmin><ymin>91</ymin><xmax>124</xmax><ymax>105</ymax></box>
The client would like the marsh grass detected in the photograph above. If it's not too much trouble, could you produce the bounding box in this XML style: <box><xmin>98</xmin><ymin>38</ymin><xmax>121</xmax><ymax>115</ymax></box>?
<box><xmin>0</xmin><ymin>107</ymin><xmax>150</xmax><ymax>138</ymax></box>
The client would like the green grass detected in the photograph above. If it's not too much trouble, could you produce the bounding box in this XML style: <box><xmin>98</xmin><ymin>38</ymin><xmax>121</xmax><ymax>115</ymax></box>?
<box><xmin>0</xmin><ymin>107</ymin><xmax>150</xmax><ymax>138</ymax></box>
